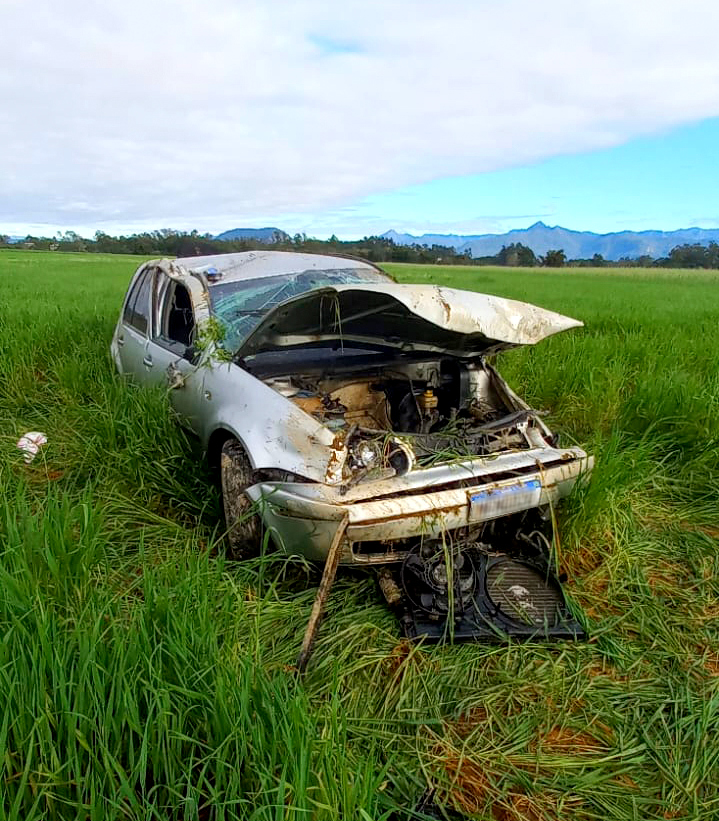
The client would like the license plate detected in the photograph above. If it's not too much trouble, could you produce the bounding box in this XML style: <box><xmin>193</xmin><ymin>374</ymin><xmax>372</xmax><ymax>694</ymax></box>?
<box><xmin>469</xmin><ymin>478</ymin><xmax>542</xmax><ymax>520</ymax></box>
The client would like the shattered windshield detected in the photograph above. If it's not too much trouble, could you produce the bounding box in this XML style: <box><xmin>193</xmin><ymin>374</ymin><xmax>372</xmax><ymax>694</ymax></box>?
<box><xmin>208</xmin><ymin>267</ymin><xmax>390</xmax><ymax>352</ymax></box>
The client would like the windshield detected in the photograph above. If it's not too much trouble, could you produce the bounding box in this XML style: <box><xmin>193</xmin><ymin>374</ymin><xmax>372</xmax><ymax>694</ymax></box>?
<box><xmin>208</xmin><ymin>267</ymin><xmax>391</xmax><ymax>351</ymax></box>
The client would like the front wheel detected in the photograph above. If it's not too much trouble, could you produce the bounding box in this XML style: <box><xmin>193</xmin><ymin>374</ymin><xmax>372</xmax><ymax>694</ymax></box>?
<box><xmin>220</xmin><ymin>439</ymin><xmax>262</xmax><ymax>559</ymax></box>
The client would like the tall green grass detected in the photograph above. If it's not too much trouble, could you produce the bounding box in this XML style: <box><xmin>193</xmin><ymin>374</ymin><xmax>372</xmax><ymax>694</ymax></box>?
<box><xmin>1</xmin><ymin>250</ymin><xmax>718</xmax><ymax>819</ymax></box>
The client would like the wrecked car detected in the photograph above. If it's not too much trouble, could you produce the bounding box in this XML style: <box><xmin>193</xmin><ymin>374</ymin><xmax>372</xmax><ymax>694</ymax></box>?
<box><xmin>111</xmin><ymin>251</ymin><xmax>593</xmax><ymax>642</ymax></box>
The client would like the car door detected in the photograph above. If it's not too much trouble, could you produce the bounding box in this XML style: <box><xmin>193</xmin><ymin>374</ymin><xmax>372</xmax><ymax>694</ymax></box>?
<box><xmin>144</xmin><ymin>271</ymin><xmax>207</xmax><ymax>433</ymax></box>
<box><xmin>116</xmin><ymin>266</ymin><xmax>153</xmax><ymax>377</ymax></box>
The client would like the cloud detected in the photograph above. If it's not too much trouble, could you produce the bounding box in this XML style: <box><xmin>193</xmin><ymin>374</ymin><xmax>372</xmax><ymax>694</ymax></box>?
<box><xmin>3</xmin><ymin>0</ymin><xmax>719</xmax><ymax>232</ymax></box>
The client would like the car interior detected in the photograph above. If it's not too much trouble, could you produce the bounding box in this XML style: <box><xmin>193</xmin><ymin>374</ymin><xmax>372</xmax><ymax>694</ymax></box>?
<box><xmin>164</xmin><ymin>282</ymin><xmax>195</xmax><ymax>347</ymax></box>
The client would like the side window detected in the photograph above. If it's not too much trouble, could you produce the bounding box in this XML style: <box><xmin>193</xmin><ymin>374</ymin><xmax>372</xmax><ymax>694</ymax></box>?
<box><xmin>155</xmin><ymin>277</ymin><xmax>195</xmax><ymax>349</ymax></box>
<box><xmin>122</xmin><ymin>271</ymin><xmax>144</xmax><ymax>325</ymax></box>
<box><xmin>122</xmin><ymin>268</ymin><xmax>153</xmax><ymax>336</ymax></box>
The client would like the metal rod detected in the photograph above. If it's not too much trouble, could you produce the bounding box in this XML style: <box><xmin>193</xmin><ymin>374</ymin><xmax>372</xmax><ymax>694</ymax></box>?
<box><xmin>296</xmin><ymin>512</ymin><xmax>350</xmax><ymax>676</ymax></box>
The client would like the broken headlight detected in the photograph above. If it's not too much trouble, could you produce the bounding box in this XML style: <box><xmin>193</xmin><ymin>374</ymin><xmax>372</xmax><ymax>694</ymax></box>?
<box><xmin>349</xmin><ymin>439</ymin><xmax>383</xmax><ymax>470</ymax></box>
<box><xmin>347</xmin><ymin>434</ymin><xmax>416</xmax><ymax>477</ymax></box>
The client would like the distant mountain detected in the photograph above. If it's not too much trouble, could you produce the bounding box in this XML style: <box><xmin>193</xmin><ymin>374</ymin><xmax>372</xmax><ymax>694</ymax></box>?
<box><xmin>382</xmin><ymin>229</ymin><xmax>473</xmax><ymax>249</ymax></box>
<box><xmin>214</xmin><ymin>227</ymin><xmax>290</xmax><ymax>243</ymax></box>
<box><xmin>382</xmin><ymin>222</ymin><xmax>719</xmax><ymax>260</ymax></box>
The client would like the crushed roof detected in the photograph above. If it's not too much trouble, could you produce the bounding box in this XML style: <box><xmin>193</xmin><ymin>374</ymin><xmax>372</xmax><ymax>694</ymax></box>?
<box><xmin>174</xmin><ymin>250</ymin><xmax>380</xmax><ymax>284</ymax></box>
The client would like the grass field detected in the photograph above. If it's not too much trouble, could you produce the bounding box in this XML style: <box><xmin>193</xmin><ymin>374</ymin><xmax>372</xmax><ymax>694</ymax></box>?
<box><xmin>1</xmin><ymin>250</ymin><xmax>718</xmax><ymax>820</ymax></box>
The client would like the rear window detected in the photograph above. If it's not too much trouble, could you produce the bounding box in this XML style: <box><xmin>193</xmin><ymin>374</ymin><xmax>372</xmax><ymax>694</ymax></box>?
<box><xmin>209</xmin><ymin>267</ymin><xmax>390</xmax><ymax>352</ymax></box>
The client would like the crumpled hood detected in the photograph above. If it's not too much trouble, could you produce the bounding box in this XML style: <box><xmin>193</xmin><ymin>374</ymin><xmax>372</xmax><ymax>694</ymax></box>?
<box><xmin>234</xmin><ymin>283</ymin><xmax>583</xmax><ymax>359</ymax></box>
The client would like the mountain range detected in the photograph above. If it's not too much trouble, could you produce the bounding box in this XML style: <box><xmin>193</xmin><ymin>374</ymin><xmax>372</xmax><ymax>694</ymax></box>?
<box><xmin>211</xmin><ymin>222</ymin><xmax>719</xmax><ymax>260</ymax></box>
<box><xmin>381</xmin><ymin>222</ymin><xmax>719</xmax><ymax>260</ymax></box>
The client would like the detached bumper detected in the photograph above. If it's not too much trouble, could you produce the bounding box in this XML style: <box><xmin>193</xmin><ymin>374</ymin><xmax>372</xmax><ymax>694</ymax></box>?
<box><xmin>246</xmin><ymin>446</ymin><xmax>593</xmax><ymax>564</ymax></box>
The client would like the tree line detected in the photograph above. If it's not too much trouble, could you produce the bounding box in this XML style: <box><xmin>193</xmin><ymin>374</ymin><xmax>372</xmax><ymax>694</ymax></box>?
<box><xmin>2</xmin><ymin>230</ymin><xmax>718</xmax><ymax>269</ymax></box>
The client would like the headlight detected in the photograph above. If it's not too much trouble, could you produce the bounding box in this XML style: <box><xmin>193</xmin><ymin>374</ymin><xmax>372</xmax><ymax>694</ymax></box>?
<box><xmin>386</xmin><ymin>438</ymin><xmax>415</xmax><ymax>475</ymax></box>
<box><xmin>348</xmin><ymin>435</ymin><xmax>415</xmax><ymax>476</ymax></box>
<box><xmin>350</xmin><ymin>439</ymin><xmax>382</xmax><ymax>470</ymax></box>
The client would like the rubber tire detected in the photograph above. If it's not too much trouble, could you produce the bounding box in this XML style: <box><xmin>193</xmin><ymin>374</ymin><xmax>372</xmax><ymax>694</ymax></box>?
<box><xmin>220</xmin><ymin>439</ymin><xmax>262</xmax><ymax>559</ymax></box>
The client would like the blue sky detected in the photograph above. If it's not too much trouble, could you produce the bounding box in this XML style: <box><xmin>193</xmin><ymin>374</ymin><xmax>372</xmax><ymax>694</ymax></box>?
<box><xmin>4</xmin><ymin>0</ymin><xmax>719</xmax><ymax>239</ymax></box>
<box><xmin>298</xmin><ymin>118</ymin><xmax>719</xmax><ymax>238</ymax></box>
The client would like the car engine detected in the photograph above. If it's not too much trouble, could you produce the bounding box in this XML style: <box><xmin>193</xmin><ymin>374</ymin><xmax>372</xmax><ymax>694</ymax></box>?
<box><xmin>264</xmin><ymin>358</ymin><xmax>554</xmax><ymax>482</ymax></box>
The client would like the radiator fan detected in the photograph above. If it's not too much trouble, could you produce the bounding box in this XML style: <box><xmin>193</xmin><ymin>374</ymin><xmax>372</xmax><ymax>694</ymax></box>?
<box><xmin>397</xmin><ymin>541</ymin><xmax>585</xmax><ymax>643</ymax></box>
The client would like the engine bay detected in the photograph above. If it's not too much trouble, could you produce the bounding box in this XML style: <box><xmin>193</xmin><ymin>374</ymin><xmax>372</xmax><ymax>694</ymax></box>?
<box><xmin>264</xmin><ymin>358</ymin><xmax>554</xmax><ymax>479</ymax></box>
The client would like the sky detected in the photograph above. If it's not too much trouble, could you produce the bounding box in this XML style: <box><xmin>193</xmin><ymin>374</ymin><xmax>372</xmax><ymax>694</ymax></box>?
<box><xmin>2</xmin><ymin>0</ymin><xmax>719</xmax><ymax>239</ymax></box>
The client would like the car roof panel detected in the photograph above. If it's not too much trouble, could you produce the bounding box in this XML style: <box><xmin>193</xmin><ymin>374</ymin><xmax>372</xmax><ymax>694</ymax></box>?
<box><xmin>174</xmin><ymin>250</ymin><xmax>383</xmax><ymax>285</ymax></box>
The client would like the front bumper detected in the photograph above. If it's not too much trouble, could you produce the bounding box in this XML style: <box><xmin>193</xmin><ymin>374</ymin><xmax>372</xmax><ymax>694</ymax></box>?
<box><xmin>246</xmin><ymin>446</ymin><xmax>593</xmax><ymax>564</ymax></box>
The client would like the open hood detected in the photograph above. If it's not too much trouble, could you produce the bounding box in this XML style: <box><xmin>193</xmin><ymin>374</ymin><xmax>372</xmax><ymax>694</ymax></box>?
<box><xmin>233</xmin><ymin>284</ymin><xmax>583</xmax><ymax>359</ymax></box>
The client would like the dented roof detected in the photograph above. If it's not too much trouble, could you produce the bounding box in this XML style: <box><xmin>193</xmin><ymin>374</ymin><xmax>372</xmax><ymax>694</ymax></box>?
<box><xmin>176</xmin><ymin>250</ymin><xmax>383</xmax><ymax>284</ymax></box>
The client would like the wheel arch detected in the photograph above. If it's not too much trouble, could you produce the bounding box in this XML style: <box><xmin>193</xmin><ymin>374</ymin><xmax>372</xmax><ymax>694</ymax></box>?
<box><xmin>206</xmin><ymin>426</ymin><xmax>253</xmax><ymax>474</ymax></box>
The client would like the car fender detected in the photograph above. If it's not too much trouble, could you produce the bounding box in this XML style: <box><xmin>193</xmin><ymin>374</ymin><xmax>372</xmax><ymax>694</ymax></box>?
<box><xmin>200</xmin><ymin>361</ymin><xmax>345</xmax><ymax>484</ymax></box>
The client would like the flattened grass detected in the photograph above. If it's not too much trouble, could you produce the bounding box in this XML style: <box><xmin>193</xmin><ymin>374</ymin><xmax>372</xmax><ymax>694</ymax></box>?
<box><xmin>1</xmin><ymin>251</ymin><xmax>718</xmax><ymax>819</ymax></box>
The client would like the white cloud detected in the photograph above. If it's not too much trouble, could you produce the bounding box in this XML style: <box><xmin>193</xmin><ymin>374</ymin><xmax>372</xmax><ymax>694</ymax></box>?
<box><xmin>2</xmin><ymin>0</ymin><xmax>719</xmax><ymax>232</ymax></box>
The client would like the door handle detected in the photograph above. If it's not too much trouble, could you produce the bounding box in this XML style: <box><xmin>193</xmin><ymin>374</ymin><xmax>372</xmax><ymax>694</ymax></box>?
<box><xmin>142</xmin><ymin>355</ymin><xmax>153</xmax><ymax>368</ymax></box>
<box><xmin>117</xmin><ymin>335</ymin><xmax>125</xmax><ymax>347</ymax></box>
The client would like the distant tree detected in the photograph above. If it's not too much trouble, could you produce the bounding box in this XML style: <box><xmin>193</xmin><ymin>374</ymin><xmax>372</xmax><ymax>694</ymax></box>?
<box><xmin>516</xmin><ymin>243</ymin><xmax>536</xmax><ymax>266</ymax></box>
<box><xmin>540</xmin><ymin>249</ymin><xmax>566</xmax><ymax>267</ymax></box>
<box><xmin>24</xmin><ymin>234</ymin><xmax>52</xmax><ymax>250</ymax></box>
<box><xmin>94</xmin><ymin>231</ymin><xmax>123</xmax><ymax>253</ymax></box>
<box><xmin>661</xmin><ymin>241</ymin><xmax>719</xmax><ymax>269</ymax></box>
<box><xmin>591</xmin><ymin>253</ymin><xmax>605</xmax><ymax>266</ymax></box>
<box><xmin>497</xmin><ymin>242</ymin><xmax>536</xmax><ymax>267</ymax></box>
<box><xmin>57</xmin><ymin>230</ymin><xmax>87</xmax><ymax>251</ymax></box>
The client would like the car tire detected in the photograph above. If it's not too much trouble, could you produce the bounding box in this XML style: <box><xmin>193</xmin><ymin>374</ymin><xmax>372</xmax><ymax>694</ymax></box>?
<box><xmin>220</xmin><ymin>439</ymin><xmax>262</xmax><ymax>559</ymax></box>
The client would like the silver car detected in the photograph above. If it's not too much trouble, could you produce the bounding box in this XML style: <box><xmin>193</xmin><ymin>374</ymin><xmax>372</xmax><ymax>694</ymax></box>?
<box><xmin>111</xmin><ymin>251</ymin><xmax>592</xmax><ymax>574</ymax></box>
